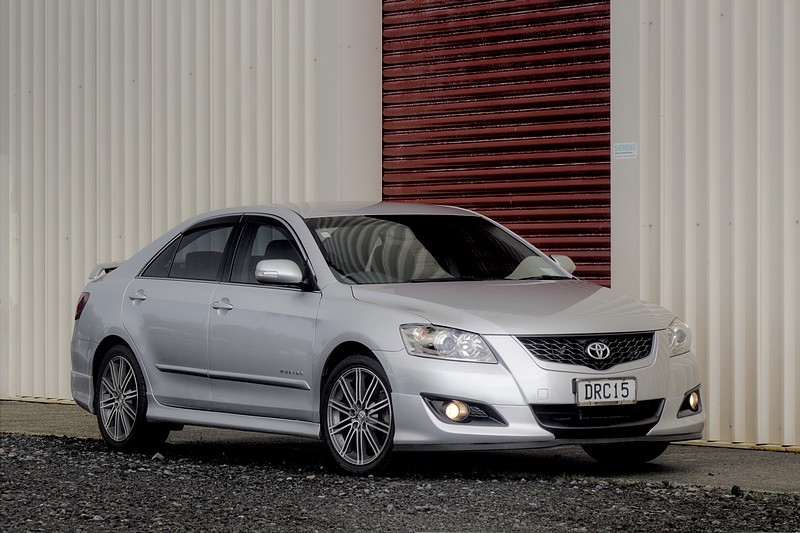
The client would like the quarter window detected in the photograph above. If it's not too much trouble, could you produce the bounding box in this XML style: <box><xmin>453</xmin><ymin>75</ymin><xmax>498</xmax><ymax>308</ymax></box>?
<box><xmin>141</xmin><ymin>238</ymin><xmax>180</xmax><ymax>278</ymax></box>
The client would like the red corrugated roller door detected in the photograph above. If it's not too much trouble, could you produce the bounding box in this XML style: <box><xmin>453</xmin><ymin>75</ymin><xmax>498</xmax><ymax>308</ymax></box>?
<box><xmin>382</xmin><ymin>0</ymin><xmax>611</xmax><ymax>285</ymax></box>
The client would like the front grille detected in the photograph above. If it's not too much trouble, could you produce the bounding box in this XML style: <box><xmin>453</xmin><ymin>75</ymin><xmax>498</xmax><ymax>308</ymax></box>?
<box><xmin>532</xmin><ymin>399</ymin><xmax>664</xmax><ymax>439</ymax></box>
<box><xmin>516</xmin><ymin>332</ymin><xmax>655</xmax><ymax>371</ymax></box>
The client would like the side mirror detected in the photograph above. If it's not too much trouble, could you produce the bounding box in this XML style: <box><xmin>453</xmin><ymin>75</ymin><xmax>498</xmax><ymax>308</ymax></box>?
<box><xmin>550</xmin><ymin>254</ymin><xmax>576</xmax><ymax>275</ymax></box>
<box><xmin>255</xmin><ymin>259</ymin><xmax>303</xmax><ymax>285</ymax></box>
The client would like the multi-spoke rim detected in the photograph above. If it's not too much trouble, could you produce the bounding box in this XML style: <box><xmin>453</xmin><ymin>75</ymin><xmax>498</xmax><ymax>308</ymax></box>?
<box><xmin>326</xmin><ymin>367</ymin><xmax>392</xmax><ymax>466</ymax></box>
<box><xmin>99</xmin><ymin>356</ymin><xmax>138</xmax><ymax>442</ymax></box>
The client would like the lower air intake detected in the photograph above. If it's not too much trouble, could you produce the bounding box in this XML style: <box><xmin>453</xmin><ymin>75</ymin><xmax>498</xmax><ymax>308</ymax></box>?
<box><xmin>531</xmin><ymin>399</ymin><xmax>665</xmax><ymax>439</ymax></box>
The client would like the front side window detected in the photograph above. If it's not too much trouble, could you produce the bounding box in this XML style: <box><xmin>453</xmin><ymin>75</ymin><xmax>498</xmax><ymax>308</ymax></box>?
<box><xmin>306</xmin><ymin>215</ymin><xmax>566</xmax><ymax>285</ymax></box>
<box><xmin>230</xmin><ymin>221</ymin><xmax>303</xmax><ymax>284</ymax></box>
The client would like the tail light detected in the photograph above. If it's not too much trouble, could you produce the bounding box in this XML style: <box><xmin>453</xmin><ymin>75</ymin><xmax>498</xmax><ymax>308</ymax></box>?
<box><xmin>75</xmin><ymin>292</ymin><xmax>90</xmax><ymax>320</ymax></box>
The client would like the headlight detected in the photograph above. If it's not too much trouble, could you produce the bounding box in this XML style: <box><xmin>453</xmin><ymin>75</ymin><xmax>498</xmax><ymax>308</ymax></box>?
<box><xmin>400</xmin><ymin>325</ymin><xmax>497</xmax><ymax>363</ymax></box>
<box><xmin>666</xmin><ymin>318</ymin><xmax>692</xmax><ymax>356</ymax></box>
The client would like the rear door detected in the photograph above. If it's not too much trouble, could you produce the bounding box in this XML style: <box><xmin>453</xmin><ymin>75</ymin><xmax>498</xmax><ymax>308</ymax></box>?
<box><xmin>122</xmin><ymin>217</ymin><xmax>239</xmax><ymax>409</ymax></box>
<box><xmin>208</xmin><ymin>216</ymin><xmax>321</xmax><ymax>420</ymax></box>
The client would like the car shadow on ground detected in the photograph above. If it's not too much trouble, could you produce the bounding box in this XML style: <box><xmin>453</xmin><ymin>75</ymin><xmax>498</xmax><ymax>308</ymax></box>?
<box><xmin>153</xmin><ymin>431</ymin><xmax>675</xmax><ymax>481</ymax></box>
<box><xmin>387</xmin><ymin>448</ymin><xmax>672</xmax><ymax>480</ymax></box>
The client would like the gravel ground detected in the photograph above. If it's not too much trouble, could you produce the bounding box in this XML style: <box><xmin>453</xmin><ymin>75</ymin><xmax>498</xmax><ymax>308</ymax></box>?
<box><xmin>1</xmin><ymin>433</ymin><xmax>798</xmax><ymax>532</ymax></box>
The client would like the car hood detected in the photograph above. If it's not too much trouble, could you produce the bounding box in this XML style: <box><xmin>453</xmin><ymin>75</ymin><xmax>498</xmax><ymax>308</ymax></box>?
<box><xmin>351</xmin><ymin>280</ymin><xmax>675</xmax><ymax>335</ymax></box>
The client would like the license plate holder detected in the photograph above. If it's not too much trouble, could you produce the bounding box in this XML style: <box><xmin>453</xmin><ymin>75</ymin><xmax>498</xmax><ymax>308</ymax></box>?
<box><xmin>575</xmin><ymin>377</ymin><xmax>637</xmax><ymax>406</ymax></box>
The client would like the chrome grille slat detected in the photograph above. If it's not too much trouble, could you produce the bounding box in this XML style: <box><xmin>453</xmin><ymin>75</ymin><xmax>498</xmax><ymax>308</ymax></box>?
<box><xmin>516</xmin><ymin>332</ymin><xmax>655</xmax><ymax>371</ymax></box>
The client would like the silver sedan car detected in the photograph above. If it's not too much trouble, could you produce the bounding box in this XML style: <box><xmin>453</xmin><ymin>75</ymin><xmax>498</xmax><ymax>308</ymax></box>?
<box><xmin>71</xmin><ymin>203</ymin><xmax>704</xmax><ymax>474</ymax></box>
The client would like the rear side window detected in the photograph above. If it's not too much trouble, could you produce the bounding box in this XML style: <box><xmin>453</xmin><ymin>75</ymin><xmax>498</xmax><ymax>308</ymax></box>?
<box><xmin>141</xmin><ymin>225</ymin><xmax>235</xmax><ymax>281</ymax></box>
<box><xmin>169</xmin><ymin>225</ymin><xmax>234</xmax><ymax>281</ymax></box>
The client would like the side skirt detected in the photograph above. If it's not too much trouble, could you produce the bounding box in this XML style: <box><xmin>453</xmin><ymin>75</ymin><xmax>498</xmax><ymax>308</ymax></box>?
<box><xmin>146</xmin><ymin>397</ymin><xmax>321</xmax><ymax>440</ymax></box>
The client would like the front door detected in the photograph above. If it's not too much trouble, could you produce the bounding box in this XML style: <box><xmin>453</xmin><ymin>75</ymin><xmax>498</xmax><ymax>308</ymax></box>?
<box><xmin>208</xmin><ymin>218</ymin><xmax>321</xmax><ymax>420</ymax></box>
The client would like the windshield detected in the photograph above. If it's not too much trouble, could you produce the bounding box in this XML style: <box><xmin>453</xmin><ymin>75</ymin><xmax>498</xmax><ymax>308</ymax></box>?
<box><xmin>305</xmin><ymin>214</ymin><xmax>570</xmax><ymax>284</ymax></box>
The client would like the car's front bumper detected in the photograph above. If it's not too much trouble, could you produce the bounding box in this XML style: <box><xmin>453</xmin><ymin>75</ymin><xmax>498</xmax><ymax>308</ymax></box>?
<box><xmin>377</xmin><ymin>333</ymin><xmax>705</xmax><ymax>450</ymax></box>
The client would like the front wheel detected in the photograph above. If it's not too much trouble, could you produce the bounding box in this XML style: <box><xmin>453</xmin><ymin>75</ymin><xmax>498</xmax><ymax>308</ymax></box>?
<box><xmin>94</xmin><ymin>345</ymin><xmax>170</xmax><ymax>451</ymax></box>
<box><xmin>581</xmin><ymin>442</ymin><xmax>669</xmax><ymax>465</ymax></box>
<box><xmin>321</xmin><ymin>356</ymin><xmax>394</xmax><ymax>475</ymax></box>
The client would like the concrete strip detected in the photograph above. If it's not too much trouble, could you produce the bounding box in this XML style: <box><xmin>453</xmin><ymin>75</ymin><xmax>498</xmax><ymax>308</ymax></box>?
<box><xmin>1</xmin><ymin>399</ymin><xmax>798</xmax><ymax>494</ymax></box>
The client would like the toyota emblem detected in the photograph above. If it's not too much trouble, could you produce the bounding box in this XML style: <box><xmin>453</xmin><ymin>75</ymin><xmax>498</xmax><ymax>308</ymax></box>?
<box><xmin>586</xmin><ymin>341</ymin><xmax>611</xmax><ymax>360</ymax></box>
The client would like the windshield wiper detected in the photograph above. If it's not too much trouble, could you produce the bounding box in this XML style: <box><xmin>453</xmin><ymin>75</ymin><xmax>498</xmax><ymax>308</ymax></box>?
<box><xmin>405</xmin><ymin>276</ymin><xmax>504</xmax><ymax>283</ymax></box>
<box><xmin>516</xmin><ymin>274</ymin><xmax>572</xmax><ymax>281</ymax></box>
<box><xmin>405</xmin><ymin>277</ymin><xmax>464</xmax><ymax>283</ymax></box>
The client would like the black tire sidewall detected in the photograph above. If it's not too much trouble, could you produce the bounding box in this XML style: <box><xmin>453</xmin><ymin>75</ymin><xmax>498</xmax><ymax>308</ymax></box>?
<box><xmin>94</xmin><ymin>344</ymin><xmax>150</xmax><ymax>450</ymax></box>
<box><xmin>321</xmin><ymin>355</ymin><xmax>395</xmax><ymax>475</ymax></box>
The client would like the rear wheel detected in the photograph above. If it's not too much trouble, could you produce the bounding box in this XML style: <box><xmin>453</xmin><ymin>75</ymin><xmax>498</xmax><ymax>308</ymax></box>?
<box><xmin>321</xmin><ymin>356</ymin><xmax>394</xmax><ymax>475</ymax></box>
<box><xmin>581</xmin><ymin>442</ymin><xmax>669</xmax><ymax>465</ymax></box>
<box><xmin>94</xmin><ymin>345</ymin><xmax>170</xmax><ymax>451</ymax></box>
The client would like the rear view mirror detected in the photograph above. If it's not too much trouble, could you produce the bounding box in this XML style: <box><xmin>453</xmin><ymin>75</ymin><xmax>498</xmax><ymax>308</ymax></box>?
<box><xmin>255</xmin><ymin>259</ymin><xmax>303</xmax><ymax>285</ymax></box>
<box><xmin>550</xmin><ymin>254</ymin><xmax>576</xmax><ymax>274</ymax></box>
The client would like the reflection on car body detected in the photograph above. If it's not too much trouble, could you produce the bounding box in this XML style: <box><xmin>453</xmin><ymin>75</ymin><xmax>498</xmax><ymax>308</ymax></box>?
<box><xmin>71</xmin><ymin>202</ymin><xmax>704</xmax><ymax>473</ymax></box>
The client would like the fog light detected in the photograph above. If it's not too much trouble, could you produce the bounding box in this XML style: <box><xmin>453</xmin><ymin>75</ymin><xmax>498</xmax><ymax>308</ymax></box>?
<box><xmin>444</xmin><ymin>400</ymin><xmax>470</xmax><ymax>422</ymax></box>
<box><xmin>688</xmin><ymin>391</ymin><xmax>700</xmax><ymax>411</ymax></box>
<box><xmin>678</xmin><ymin>387</ymin><xmax>702</xmax><ymax>418</ymax></box>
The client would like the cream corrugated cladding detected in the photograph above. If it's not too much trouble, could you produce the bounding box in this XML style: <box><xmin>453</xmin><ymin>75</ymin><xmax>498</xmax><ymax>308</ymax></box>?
<box><xmin>0</xmin><ymin>0</ymin><xmax>381</xmax><ymax>401</ymax></box>
<box><xmin>612</xmin><ymin>0</ymin><xmax>799</xmax><ymax>447</ymax></box>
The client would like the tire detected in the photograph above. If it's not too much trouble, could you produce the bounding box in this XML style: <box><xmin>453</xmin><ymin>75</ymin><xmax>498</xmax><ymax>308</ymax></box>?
<box><xmin>94</xmin><ymin>344</ymin><xmax>170</xmax><ymax>451</ymax></box>
<box><xmin>321</xmin><ymin>355</ymin><xmax>394</xmax><ymax>475</ymax></box>
<box><xmin>581</xmin><ymin>442</ymin><xmax>670</xmax><ymax>465</ymax></box>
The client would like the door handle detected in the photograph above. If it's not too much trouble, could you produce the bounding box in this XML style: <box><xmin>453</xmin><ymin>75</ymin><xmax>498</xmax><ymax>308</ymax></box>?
<box><xmin>211</xmin><ymin>299</ymin><xmax>234</xmax><ymax>311</ymax></box>
<box><xmin>128</xmin><ymin>290</ymin><xmax>147</xmax><ymax>301</ymax></box>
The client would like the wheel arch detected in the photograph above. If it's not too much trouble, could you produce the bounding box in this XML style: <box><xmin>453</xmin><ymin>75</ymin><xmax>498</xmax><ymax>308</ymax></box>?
<box><xmin>92</xmin><ymin>335</ymin><xmax>134</xmax><ymax>385</ymax></box>
<box><xmin>319</xmin><ymin>341</ymin><xmax>379</xmax><ymax>391</ymax></box>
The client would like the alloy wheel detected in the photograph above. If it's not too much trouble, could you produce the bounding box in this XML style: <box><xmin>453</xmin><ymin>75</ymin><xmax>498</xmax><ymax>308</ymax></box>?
<box><xmin>326</xmin><ymin>366</ymin><xmax>392</xmax><ymax>466</ymax></box>
<box><xmin>98</xmin><ymin>355</ymin><xmax>139</xmax><ymax>442</ymax></box>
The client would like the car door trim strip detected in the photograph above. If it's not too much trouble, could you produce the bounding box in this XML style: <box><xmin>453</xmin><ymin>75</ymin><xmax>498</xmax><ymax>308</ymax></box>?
<box><xmin>154</xmin><ymin>364</ymin><xmax>311</xmax><ymax>391</ymax></box>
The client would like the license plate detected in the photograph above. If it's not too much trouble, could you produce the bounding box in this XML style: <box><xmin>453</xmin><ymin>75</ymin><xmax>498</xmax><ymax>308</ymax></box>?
<box><xmin>575</xmin><ymin>378</ymin><xmax>637</xmax><ymax>406</ymax></box>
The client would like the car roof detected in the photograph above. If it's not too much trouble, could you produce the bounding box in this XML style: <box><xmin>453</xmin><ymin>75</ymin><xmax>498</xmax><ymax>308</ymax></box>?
<box><xmin>289</xmin><ymin>201</ymin><xmax>478</xmax><ymax>219</ymax></box>
<box><xmin>193</xmin><ymin>201</ymin><xmax>479</xmax><ymax>221</ymax></box>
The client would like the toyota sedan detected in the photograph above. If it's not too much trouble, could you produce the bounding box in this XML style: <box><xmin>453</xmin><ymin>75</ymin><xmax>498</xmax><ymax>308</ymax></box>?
<box><xmin>71</xmin><ymin>202</ymin><xmax>704</xmax><ymax>474</ymax></box>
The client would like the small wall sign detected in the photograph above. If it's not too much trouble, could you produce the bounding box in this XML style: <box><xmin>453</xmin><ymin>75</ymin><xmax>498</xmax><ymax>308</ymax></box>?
<box><xmin>613</xmin><ymin>142</ymin><xmax>638</xmax><ymax>159</ymax></box>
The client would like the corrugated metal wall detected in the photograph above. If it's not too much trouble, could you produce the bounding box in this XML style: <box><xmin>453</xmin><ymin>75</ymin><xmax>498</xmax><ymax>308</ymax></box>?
<box><xmin>382</xmin><ymin>0</ymin><xmax>612</xmax><ymax>284</ymax></box>
<box><xmin>612</xmin><ymin>0</ymin><xmax>799</xmax><ymax>446</ymax></box>
<box><xmin>0</xmin><ymin>0</ymin><xmax>382</xmax><ymax>400</ymax></box>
